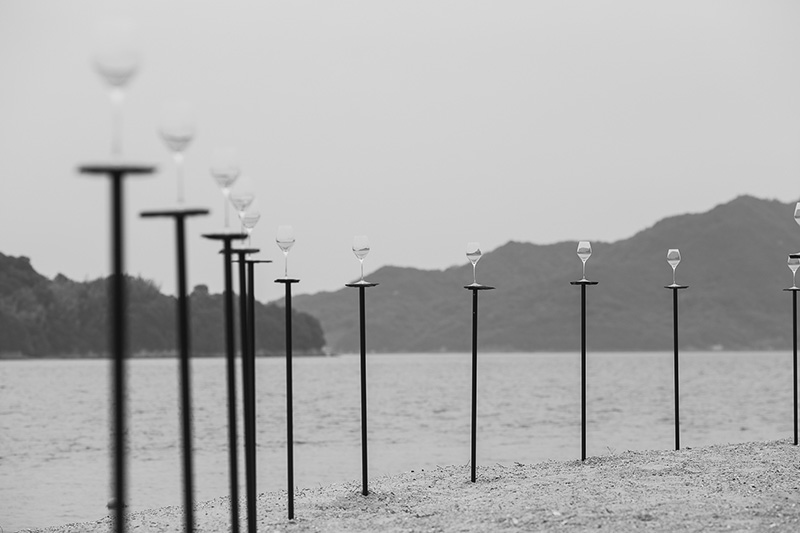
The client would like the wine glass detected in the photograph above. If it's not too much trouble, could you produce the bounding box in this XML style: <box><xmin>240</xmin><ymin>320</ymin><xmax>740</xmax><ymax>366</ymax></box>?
<box><xmin>92</xmin><ymin>18</ymin><xmax>140</xmax><ymax>157</ymax></box>
<box><xmin>229</xmin><ymin>175</ymin><xmax>256</xmax><ymax>239</ymax></box>
<box><xmin>209</xmin><ymin>147</ymin><xmax>241</xmax><ymax>229</ymax></box>
<box><xmin>240</xmin><ymin>203</ymin><xmax>261</xmax><ymax>248</ymax></box>
<box><xmin>466</xmin><ymin>242</ymin><xmax>482</xmax><ymax>285</ymax></box>
<box><xmin>667</xmin><ymin>249</ymin><xmax>681</xmax><ymax>286</ymax></box>
<box><xmin>276</xmin><ymin>225</ymin><xmax>296</xmax><ymax>278</ymax></box>
<box><xmin>352</xmin><ymin>236</ymin><xmax>370</xmax><ymax>282</ymax></box>
<box><xmin>794</xmin><ymin>203</ymin><xmax>800</xmax><ymax>253</ymax></box>
<box><xmin>789</xmin><ymin>255</ymin><xmax>800</xmax><ymax>289</ymax></box>
<box><xmin>159</xmin><ymin>101</ymin><xmax>195</xmax><ymax>204</ymax></box>
<box><xmin>577</xmin><ymin>241</ymin><xmax>592</xmax><ymax>280</ymax></box>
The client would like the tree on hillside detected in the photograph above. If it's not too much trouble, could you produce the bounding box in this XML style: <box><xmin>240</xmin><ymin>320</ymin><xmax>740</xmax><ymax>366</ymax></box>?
<box><xmin>0</xmin><ymin>258</ymin><xmax>327</xmax><ymax>357</ymax></box>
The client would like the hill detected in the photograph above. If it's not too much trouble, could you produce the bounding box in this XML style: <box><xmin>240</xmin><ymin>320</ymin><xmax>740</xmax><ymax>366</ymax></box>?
<box><xmin>0</xmin><ymin>254</ymin><xmax>325</xmax><ymax>358</ymax></box>
<box><xmin>294</xmin><ymin>195</ymin><xmax>798</xmax><ymax>353</ymax></box>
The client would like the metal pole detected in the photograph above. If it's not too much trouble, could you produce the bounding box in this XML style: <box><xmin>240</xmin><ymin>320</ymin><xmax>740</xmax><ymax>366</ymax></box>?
<box><xmin>175</xmin><ymin>215</ymin><xmax>195</xmax><ymax>531</ymax></box>
<box><xmin>673</xmin><ymin>288</ymin><xmax>680</xmax><ymax>451</ymax></box>
<box><xmin>665</xmin><ymin>282</ymin><xmax>688</xmax><ymax>450</ymax></box>
<box><xmin>345</xmin><ymin>280</ymin><xmax>378</xmax><ymax>495</ymax></box>
<box><xmin>359</xmin><ymin>287</ymin><xmax>369</xmax><ymax>495</ymax></box>
<box><xmin>794</xmin><ymin>290</ymin><xmax>798</xmax><ymax>446</ymax></box>
<box><xmin>201</xmin><ymin>234</ymin><xmax>248</xmax><ymax>533</ymax></box>
<box><xmin>462</xmin><ymin>282</ymin><xmax>493</xmax><ymax>480</ymax></box>
<box><xmin>285</xmin><ymin>282</ymin><xmax>295</xmax><ymax>519</ymax></box>
<box><xmin>570</xmin><ymin>278</ymin><xmax>596</xmax><ymax>462</ymax></box>
<box><xmin>237</xmin><ymin>252</ymin><xmax>256</xmax><ymax>533</ymax></box>
<box><xmin>580</xmin><ymin>284</ymin><xmax>586</xmax><ymax>462</ymax></box>
<box><xmin>247</xmin><ymin>261</ymin><xmax>257</xmax><ymax>505</ymax></box>
<box><xmin>80</xmin><ymin>163</ymin><xmax>154</xmax><ymax>533</ymax></box>
<box><xmin>471</xmin><ymin>288</ymin><xmax>478</xmax><ymax>483</ymax></box>
<box><xmin>142</xmin><ymin>209</ymin><xmax>209</xmax><ymax>532</ymax></box>
<box><xmin>111</xmin><ymin>173</ymin><xmax>126</xmax><ymax>532</ymax></box>
<box><xmin>274</xmin><ymin>277</ymin><xmax>298</xmax><ymax>519</ymax></box>
<box><xmin>223</xmin><ymin>241</ymin><xmax>240</xmax><ymax>533</ymax></box>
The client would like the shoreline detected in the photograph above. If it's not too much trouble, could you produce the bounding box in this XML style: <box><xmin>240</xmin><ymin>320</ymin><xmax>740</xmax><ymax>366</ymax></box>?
<box><xmin>2</xmin><ymin>349</ymin><xmax>790</xmax><ymax>361</ymax></box>
<box><xmin>0</xmin><ymin>350</ymin><xmax>330</xmax><ymax>361</ymax></box>
<box><xmin>29</xmin><ymin>439</ymin><xmax>800</xmax><ymax>532</ymax></box>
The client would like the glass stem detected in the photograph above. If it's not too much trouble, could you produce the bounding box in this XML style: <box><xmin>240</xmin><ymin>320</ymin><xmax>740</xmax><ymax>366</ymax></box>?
<box><xmin>223</xmin><ymin>190</ymin><xmax>230</xmax><ymax>229</ymax></box>
<box><xmin>472</xmin><ymin>264</ymin><xmax>477</xmax><ymax>284</ymax></box>
<box><xmin>284</xmin><ymin>253</ymin><xmax>289</xmax><ymax>278</ymax></box>
<box><xmin>360</xmin><ymin>260</ymin><xmax>364</xmax><ymax>282</ymax></box>
<box><xmin>174</xmin><ymin>152</ymin><xmax>184</xmax><ymax>205</ymax></box>
<box><xmin>582</xmin><ymin>262</ymin><xmax>586</xmax><ymax>280</ymax></box>
<box><xmin>110</xmin><ymin>88</ymin><xmax>124</xmax><ymax>158</ymax></box>
<box><xmin>794</xmin><ymin>271</ymin><xmax>796</xmax><ymax>288</ymax></box>
<box><xmin>673</xmin><ymin>268</ymin><xmax>676</xmax><ymax>285</ymax></box>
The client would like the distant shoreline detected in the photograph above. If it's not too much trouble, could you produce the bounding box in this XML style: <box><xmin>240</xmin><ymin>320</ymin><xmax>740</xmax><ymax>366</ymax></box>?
<box><xmin>29</xmin><ymin>439</ymin><xmax>800</xmax><ymax>532</ymax></box>
<box><xmin>0</xmin><ymin>350</ymin><xmax>330</xmax><ymax>361</ymax></box>
<box><xmin>1</xmin><ymin>348</ymin><xmax>791</xmax><ymax>361</ymax></box>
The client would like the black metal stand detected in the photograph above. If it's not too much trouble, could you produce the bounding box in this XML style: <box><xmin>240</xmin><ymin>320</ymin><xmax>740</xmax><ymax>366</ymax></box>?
<box><xmin>665</xmin><ymin>283</ymin><xmax>689</xmax><ymax>450</ymax></box>
<box><xmin>784</xmin><ymin>282</ymin><xmax>799</xmax><ymax>446</ymax></box>
<box><xmin>275</xmin><ymin>277</ymin><xmax>300</xmax><ymax>519</ymax></box>
<box><xmin>345</xmin><ymin>280</ymin><xmax>379</xmax><ymax>495</ymax></box>
<box><xmin>239</xmin><ymin>257</ymin><xmax>271</xmax><ymax>531</ymax></box>
<box><xmin>79</xmin><ymin>163</ymin><xmax>154</xmax><ymax>533</ymax></box>
<box><xmin>202</xmin><ymin>232</ymin><xmax>246</xmax><ymax>533</ymax></box>
<box><xmin>464</xmin><ymin>283</ymin><xmax>495</xmax><ymax>482</ymax></box>
<box><xmin>231</xmin><ymin>248</ymin><xmax>259</xmax><ymax>533</ymax></box>
<box><xmin>141</xmin><ymin>208</ymin><xmax>209</xmax><ymax>532</ymax></box>
<box><xmin>570</xmin><ymin>279</ymin><xmax>598</xmax><ymax>462</ymax></box>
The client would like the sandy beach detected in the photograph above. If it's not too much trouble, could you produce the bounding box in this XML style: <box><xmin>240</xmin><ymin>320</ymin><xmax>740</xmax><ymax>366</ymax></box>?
<box><xmin>27</xmin><ymin>439</ymin><xmax>800</xmax><ymax>533</ymax></box>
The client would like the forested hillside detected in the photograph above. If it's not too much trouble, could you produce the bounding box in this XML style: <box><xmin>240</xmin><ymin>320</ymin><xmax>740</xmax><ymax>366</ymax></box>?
<box><xmin>0</xmin><ymin>253</ymin><xmax>325</xmax><ymax>358</ymax></box>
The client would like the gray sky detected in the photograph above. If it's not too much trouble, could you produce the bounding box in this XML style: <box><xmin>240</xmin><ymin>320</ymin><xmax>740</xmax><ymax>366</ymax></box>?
<box><xmin>1</xmin><ymin>1</ymin><xmax>798</xmax><ymax>303</ymax></box>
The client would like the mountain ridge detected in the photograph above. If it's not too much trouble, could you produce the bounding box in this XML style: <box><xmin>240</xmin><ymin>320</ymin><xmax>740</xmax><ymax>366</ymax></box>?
<box><xmin>293</xmin><ymin>195</ymin><xmax>798</xmax><ymax>353</ymax></box>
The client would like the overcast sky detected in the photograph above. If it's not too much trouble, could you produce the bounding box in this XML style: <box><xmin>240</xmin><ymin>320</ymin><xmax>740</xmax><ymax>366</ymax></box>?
<box><xmin>1</xmin><ymin>1</ymin><xmax>798</xmax><ymax>303</ymax></box>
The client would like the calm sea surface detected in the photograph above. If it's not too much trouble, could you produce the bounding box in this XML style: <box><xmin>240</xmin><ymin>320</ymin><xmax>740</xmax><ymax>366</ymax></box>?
<box><xmin>0</xmin><ymin>352</ymin><xmax>794</xmax><ymax>531</ymax></box>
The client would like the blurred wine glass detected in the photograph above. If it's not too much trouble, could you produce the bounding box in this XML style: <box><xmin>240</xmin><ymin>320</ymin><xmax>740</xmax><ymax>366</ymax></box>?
<box><xmin>276</xmin><ymin>225</ymin><xmax>296</xmax><ymax>278</ymax></box>
<box><xmin>229</xmin><ymin>189</ymin><xmax>255</xmax><ymax>215</ymax></box>
<box><xmin>352</xmin><ymin>236</ymin><xmax>370</xmax><ymax>282</ymax></box>
<box><xmin>577</xmin><ymin>241</ymin><xmax>591</xmax><ymax>280</ymax></box>
<box><xmin>240</xmin><ymin>203</ymin><xmax>261</xmax><ymax>248</ymax></box>
<box><xmin>209</xmin><ymin>147</ymin><xmax>241</xmax><ymax>229</ymax></box>
<box><xmin>229</xmin><ymin>175</ymin><xmax>256</xmax><ymax>238</ymax></box>
<box><xmin>789</xmin><ymin>255</ymin><xmax>800</xmax><ymax>289</ymax></box>
<box><xmin>159</xmin><ymin>101</ymin><xmax>195</xmax><ymax>204</ymax></box>
<box><xmin>667</xmin><ymin>249</ymin><xmax>681</xmax><ymax>286</ymax></box>
<box><xmin>92</xmin><ymin>18</ymin><xmax>140</xmax><ymax>157</ymax></box>
<box><xmin>794</xmin><ymin>203</ymin><xmax>800</xmax><ymax>253</ymax></box>
<box><xmin>466</xmin><ymin>242</ymin><xmax>482</xmax><ymax>285</ymax></box>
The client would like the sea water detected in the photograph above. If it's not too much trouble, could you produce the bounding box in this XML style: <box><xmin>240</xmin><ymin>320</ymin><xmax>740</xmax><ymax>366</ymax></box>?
<box><xmin>0</xmin><ymin>352</ymin><xmax>793</xmax><ymax>531</ymax></box>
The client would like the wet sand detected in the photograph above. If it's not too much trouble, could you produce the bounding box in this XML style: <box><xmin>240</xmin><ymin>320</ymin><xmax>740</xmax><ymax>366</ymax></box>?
<box><xmin>29</xmin><ymin>439</ymin><xmax>800</xmax><ymax>532</ymax></box>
